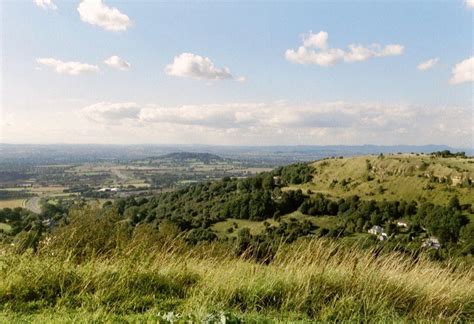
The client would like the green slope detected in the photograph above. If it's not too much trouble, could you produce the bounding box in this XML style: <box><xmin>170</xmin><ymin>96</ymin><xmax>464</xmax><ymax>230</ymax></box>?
<box><xmin>287</xmin><ymin>153</ymin><xmax>473</xmax><ymax>206</ymax></box>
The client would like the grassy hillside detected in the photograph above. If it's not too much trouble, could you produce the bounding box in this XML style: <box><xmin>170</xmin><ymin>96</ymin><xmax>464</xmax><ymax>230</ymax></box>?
<box><xmin>1</xmin><ymin>226</ymin><xmax>473</xmax><ymax>322</ymax></box>
<box><xmin>211</xmin><ymin>154</ymin><xmax>473</xmax><ymax>245</ymax></box>
<box><xmin>287</xmin><ymin>154</ymin><xmax>473</xmax><ymax>206</ymax></box>
<box><xmin>1</xmin><ymin>153</ymin><xmax>473</xmax><ymax>322</ymax></box>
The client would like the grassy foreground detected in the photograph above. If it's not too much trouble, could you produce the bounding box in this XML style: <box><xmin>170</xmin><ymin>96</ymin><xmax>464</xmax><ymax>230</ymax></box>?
<box><xmin>1</xmin><ymin>234</ymin><xmax>473</xmax><ymax>323</ymax></box>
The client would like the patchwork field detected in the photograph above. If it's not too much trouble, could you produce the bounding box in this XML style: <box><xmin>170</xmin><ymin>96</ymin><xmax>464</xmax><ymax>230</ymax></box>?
<box><xmin>0</xmin><ymin>153</ymin><xmax>274</xmax><ymax>215</ymax></box>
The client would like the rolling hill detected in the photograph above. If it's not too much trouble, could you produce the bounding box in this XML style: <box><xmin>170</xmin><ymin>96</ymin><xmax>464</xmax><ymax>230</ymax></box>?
<box><xmin>287</xmin><ymin>153</ymin><xmax>473</xmax><ymax>206</ymax></box>
<box><xmin>158</xmin><ymin>152</ymin><xmax>224</xmax><ymax>163</ymax></box>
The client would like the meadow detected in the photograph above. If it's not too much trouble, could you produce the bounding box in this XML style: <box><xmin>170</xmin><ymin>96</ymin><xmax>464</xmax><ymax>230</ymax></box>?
<box><xmin>0</xmin><ymin>207</ymin><xmax>473</xmax><ymax>323</ymax></box>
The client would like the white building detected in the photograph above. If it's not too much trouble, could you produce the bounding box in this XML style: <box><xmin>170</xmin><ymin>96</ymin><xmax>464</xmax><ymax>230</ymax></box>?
<box><xmin>368</xmin><ymin>225</ymin><xmax>383</xmax><ymax>235</ymax></box>
<box><xmin>368</xmin><ymin>225</ymin><xmax>389</xmax><ymax>241</ymax></box>
<box><xmin>396</xmin><ymin>221</ymin><xmax>408</xmax><ymax>228</ymax></box>
<box><xmin>422</xmin><ymin>237</ymin><xmax>441</xmax><ymax>249</ymax></box>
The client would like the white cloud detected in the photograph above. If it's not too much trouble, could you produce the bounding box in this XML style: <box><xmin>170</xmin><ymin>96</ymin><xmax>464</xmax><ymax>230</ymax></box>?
<box><xmin>165</xmin><ymin>53</ymin><xmax>244</xmax><ymax>81</ymax></box>
<box><xmin>417</xmin><ymin>57</ymin><xmax>439</xmax><ymax>71</ymax></box>
<box><xmin>302</xmin><ymin>31</ymin><xmax>328</xmax><ymax>49</ymax></box>
<box><xmin>78</xmin><ymin>101</ymin><xmax>472</xmax><ymax>146</ymax></box>
<box><xmin>465</xmin><ymin>0</ymin><xmax>474</xmax><ymax>9</ymax></box>
<box><xmin>34</xmin><ymin>0</ymin><xmax>57</xmax><ymax>10</ymax></box>
<box><xmin>36</xmin><ymin>58</ymin><xmax>99</xmax><ymax>75</ymax></box>
<box><xmin>77</xmin><ymin>0</ymin><xmax>131</xmax><ymax>32</ymax></box>
<box><xmin>450</xmin><ymin>56</ymin><xmax>474</xmax><ymax>84</ymax></box>
<box><xmin>81</xmin><ymin>102</ymin><xmax>141</xmax><ymax>124</ymax></box>
<box><xmin>104</xmin><ymin>55</ymin><xmax>131</xmax><ymax>70</ymax></box>
<box><xmin>285</xmin><ymin>31</ymin><xmax>404</xmax><ymax>66</ymax></box>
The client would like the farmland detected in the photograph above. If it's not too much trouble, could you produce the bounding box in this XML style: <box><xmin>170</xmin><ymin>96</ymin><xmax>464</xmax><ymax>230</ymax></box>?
<box><xmin>0</xmin><ymin>151</ymin><xmax>274</xmax><ymax>214</ymax></box>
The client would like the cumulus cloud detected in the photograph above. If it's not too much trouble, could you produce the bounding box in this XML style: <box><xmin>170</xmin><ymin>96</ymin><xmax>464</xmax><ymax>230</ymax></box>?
<box><xmin>104</xmin><ymin>55</ymin><xmax>131</xmax><ymax>70</ymax></box>
<box><xmin>285</xmin><ymin>31</ymin><xmax>404</xmax><ymax>66</ymax></box>
<box><xmin>78</xmin><ymin>101</ymin><xmax>472</xmax><ymax>146</ymax></box>
<box><xmin>34</xmin><ymin>0</ymin><xmax>57</xmax><ymax>10</ymax></box>
<box><xmin>77</xmin><ymin>0</ymin><xmax>131</xmax><ymax>32</ymax></box>
<box><xmin>417</xmin><ymin>58</ymin><xmax>439</xmax><ymax>71</ymax></box>
<box><xmin>36</xmin><ymin>58</ymin><xmax>99</xmax><ymax>75</ymax></box>
<box><xmin>165</xmin><ymin>53</ymin><xmax>244</xmax><ymax>81</ymax></box>
<box><xmin>466</xmin><ymin>0</ymin><xmax>474</xmax><ymax>9</ymax></box>
<box><xmin>302</xmin><ymin>31</ymin><xmax>329</xmax><ymax>49</ymax></box>
<box><xmin>450</xmin><ymin>56</ymin><xmax>474</xmax><ymax>84</ymax></box>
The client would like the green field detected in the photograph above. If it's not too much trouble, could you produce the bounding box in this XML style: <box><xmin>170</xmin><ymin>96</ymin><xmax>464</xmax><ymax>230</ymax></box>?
<box><xmin>212</xmin><ymin>212</ymin><xmax>340</xmax><ymax>239</ymax></box>
<box><xmin>282</xmin><ymin>211</ymin><xmax>339</xmax><ymax>229</ymax></box>
<box><xmin>212</xmin><ymin>218</ymin><xmax>278</xmax><ymax>237</ymax></box>
<box><xmin>0</xmin><ymin>222</ymin><xmax>12</xmax><ymax>233</ymax></box>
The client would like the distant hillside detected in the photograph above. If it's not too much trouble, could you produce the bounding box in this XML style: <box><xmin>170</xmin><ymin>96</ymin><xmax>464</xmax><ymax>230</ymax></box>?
<box><xmin>291</xmin><ymin>153</ymin><xmax>473</xmax><ymax>206</ymax></box>
<box><xmin>2</xmin><ymin>144</ymin><xmax>471</xmax><ymax>166</ymax></box>
<box><xmin>159</xmin><ymin>152</ymin><xmax>224</xmax><ymax>163</ymax></box>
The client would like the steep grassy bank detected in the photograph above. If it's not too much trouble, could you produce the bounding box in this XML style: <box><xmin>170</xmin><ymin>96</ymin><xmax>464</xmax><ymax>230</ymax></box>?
<box><xmin>301</xmin><ymin>154</ymin><xmax>474</xmax><ymax>205</ymax></box>
<box><xmin>1</xmin><ymin>236</ymin><xmax>473</xmax><ymax>322</ymax></box>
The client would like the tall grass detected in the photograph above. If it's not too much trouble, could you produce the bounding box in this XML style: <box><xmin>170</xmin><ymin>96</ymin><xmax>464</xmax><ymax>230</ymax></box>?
<box><xmin>0</xmin><ymin>208</ymin><xmax>473</xmax><ymax>322</ymax></box>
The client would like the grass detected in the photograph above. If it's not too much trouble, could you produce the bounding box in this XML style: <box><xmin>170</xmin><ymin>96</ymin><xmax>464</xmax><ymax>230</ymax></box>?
<box><xmin>1</xmin><ymin>235</ymin><xmax>472</xmax><ymax>322</ymax></box>
<box><xmin>0</xmin><ymin>199</ymin><xmax>26</xmax><ymax>209</ymax></box>
<box><xmin>212</xmin><ymin>218</ymin><xmax>278</xmax><ymax>237</ymax></box>
<box><xmin>282</xmin><ymin>211</ymin><xmax>338</xmax><ymax>230</ymax></box>
<box><xmin>29</xmin><ymin>186</ymin><xmax>67</xmax><ymax>194</ymax></box>
<box><xmin>0</xmin><ymin>223</ymin><xmax>12</xmax><ymax>233</ymax></box>
<box><xmin>212</xmin><ymin>213</ymin><xmax>338</xmax><ymax>239</ymax></box>
<box><xmin>298</xmin><ymin>154</ymin><xmax>474</xmax><ymax>206</ymax></box>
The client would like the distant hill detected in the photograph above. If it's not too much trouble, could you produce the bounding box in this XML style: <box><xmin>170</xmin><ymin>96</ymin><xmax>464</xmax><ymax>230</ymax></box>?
<box><xmin>158</xmin><ymin>152</ymin><xmax>224</xmax><ymax>163</ymax></box>
<box><xmin>291</xmin><ymin>153</ymin><xmax>473</xmax><ymax>206</ymax></box>
<box><xmin>1</xmin><ymin>143</ymin><xmax>471</xmax><ymax>166</ymax></box>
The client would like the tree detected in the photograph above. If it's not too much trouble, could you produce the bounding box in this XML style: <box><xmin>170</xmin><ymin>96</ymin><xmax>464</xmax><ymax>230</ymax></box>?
<box><xmin>262</xmin><ymin>174</ymin><xmax>275</xmax><ymax>190</ymax></box>
<box><xmin>448</xmin><ymin>196</ymin><xmax>461</xmax><ymax>211</ymax></box>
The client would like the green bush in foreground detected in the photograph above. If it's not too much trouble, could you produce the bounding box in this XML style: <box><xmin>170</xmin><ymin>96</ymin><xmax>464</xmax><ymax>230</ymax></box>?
<box><xmin>1</xmin><ymin>214</ymin><xmax>473</xmax><ymax>323</ymax></box>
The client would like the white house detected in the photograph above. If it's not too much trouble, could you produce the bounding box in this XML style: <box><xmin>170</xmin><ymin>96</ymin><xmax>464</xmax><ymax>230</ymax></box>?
<box><xmin>368</xmin><ymin>225</ymin><xmax>389</xmax><ymax>241</ymax></box>
<box><xmin>98</xmin><ymin>187</ymin><xmax>120</xmax><ymax>192</ymax></box>
<box><xmin>368</xmin><ymin>225</ymin><xmax>383</xmax><ymax>235</ymax></box>
<box><xmin>422</xmin><ymin>237</ymin><xmax>441</xmax><ymax>249</ymax></box>
<box><xmin>396</xmin><ymin>221</ymin><xmax>408</xmax><ymax>228</ymax></box>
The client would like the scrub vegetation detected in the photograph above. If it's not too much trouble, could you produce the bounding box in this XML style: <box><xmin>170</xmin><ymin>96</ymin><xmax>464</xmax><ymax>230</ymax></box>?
<box><xmin>1</xmin><ymin>152</ymin><xmax>473</xmax><ymax>322</ymax></box>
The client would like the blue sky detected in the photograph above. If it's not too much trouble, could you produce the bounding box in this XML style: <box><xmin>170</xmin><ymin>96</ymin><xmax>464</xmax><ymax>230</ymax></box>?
<box><xmin>1</xmin><ymin>0</ymin><xmax>473</xmax><ymax>147</ymax></box>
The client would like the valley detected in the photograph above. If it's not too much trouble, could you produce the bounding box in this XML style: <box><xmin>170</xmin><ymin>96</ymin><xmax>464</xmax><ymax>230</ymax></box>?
<box><xmin>1</xmin><ymin>147</ymin><xmax>473</xmax><ymax>322</ymax></box>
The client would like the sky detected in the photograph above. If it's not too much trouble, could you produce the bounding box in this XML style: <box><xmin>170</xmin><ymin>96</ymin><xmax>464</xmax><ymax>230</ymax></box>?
<box><xmin>0</xmin><ymin>0</ymin><xmax>473</xmax><ymax>147</ymax></box>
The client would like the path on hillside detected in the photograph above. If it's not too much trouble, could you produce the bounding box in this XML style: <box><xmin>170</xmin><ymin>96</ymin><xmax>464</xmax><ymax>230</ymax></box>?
<box><xmin>25</xmin><ymin>197</ymin><xmax>42</xmax><ymax>214</ymax></box>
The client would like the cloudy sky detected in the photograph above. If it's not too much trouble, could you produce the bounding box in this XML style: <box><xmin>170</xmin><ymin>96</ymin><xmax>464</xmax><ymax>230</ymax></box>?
<box><xmin>1</xmin><ymin>0</ymin><xmax>473</xmax><ymax>147</ymax></box>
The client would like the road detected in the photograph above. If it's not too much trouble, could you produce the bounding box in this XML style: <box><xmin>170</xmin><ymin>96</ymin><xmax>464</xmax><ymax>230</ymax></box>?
<box><xmin>112</xmin><ymin>168</ymin><xmax>130</xmax><ymax>181</ymax></box>
<box><xmin>25</xmin><ymin>197</ymin><xmax>42</xmax><ymax>214</ymax></box>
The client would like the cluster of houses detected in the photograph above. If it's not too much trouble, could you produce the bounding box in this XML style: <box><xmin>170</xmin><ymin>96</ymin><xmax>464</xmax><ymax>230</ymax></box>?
<box><xmin>368</xmin><ymin>222</ymin><xmax>441</xmax><ymax>249</ymax></box>
<box><xmin>368</xmin><ymin>225</ymin><xmax>388</xmax><ymax>241</ymax></box>
<box><xmin>97</xmin><ymin>187</ymin><xmax>120</xmax><ymax>192</ymax></box>
<box><xmin>421</xmin><ymin>237</ymin><xmax>441</xmax><ymax>249</ymax></box>
<box><xmin>368</xmin><ymin>221</ymin><xmax>407</xmax><ymax>241</ymax></box>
